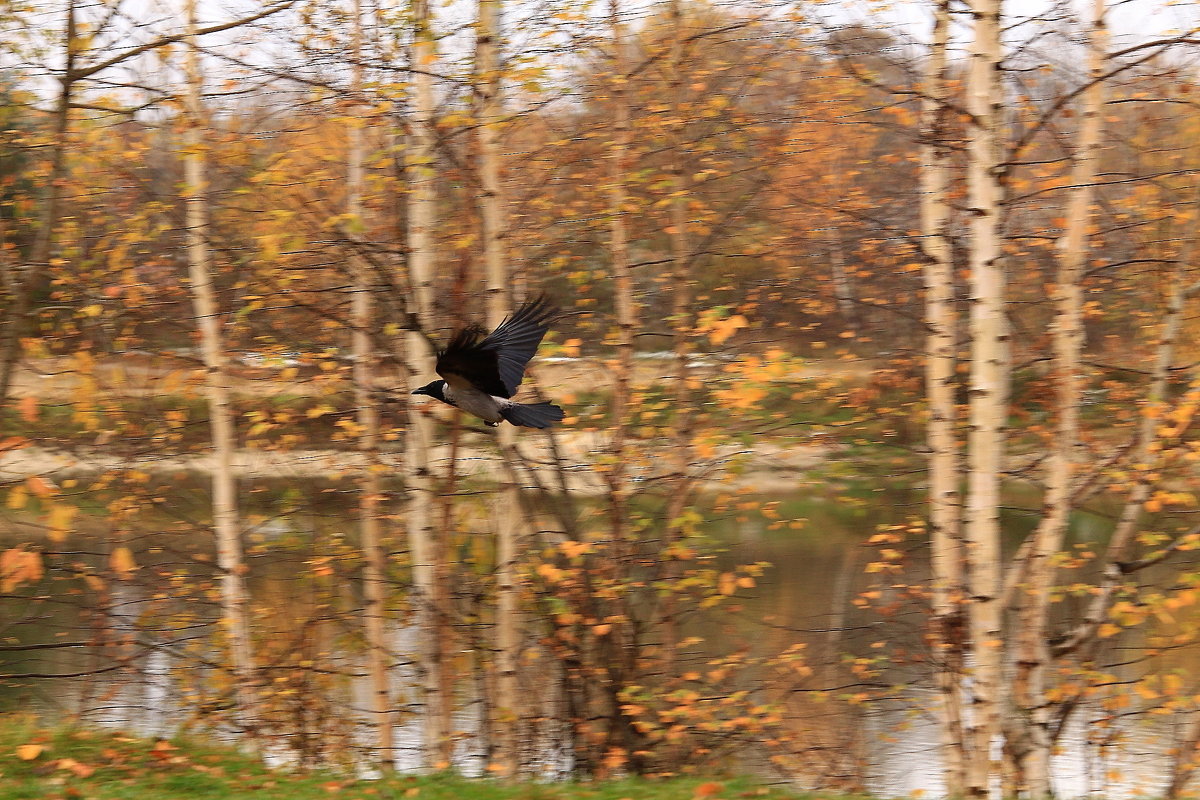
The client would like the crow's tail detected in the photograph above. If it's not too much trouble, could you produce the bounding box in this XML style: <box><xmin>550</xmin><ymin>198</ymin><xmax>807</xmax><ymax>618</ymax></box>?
<box><xmin>501</xmin><ymin>401</ymin><xmax>565</xmax><ymax>429</ymax></box>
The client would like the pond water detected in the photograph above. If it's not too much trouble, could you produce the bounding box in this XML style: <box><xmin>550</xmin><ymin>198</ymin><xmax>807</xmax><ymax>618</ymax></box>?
<box><xmin>1</xmin><ymin>474</ymin><xmax>1195</xmax><ymax>797</ymax></box>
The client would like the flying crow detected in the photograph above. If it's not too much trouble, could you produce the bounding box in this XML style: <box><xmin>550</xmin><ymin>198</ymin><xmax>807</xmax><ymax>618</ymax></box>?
<box><xmin>411</xmin><ymin>295</ymin><xmax>565</xmax><ymax>429</ymax></box>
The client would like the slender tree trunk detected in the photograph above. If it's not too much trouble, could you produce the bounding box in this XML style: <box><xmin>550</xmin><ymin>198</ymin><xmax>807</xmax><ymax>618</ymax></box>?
<box><xmin>0</xmin><ymin>213</ymin><xmax>25</xmax><ymax>409</ymax></box>
<box><xmin>1053</xmin><ymin>272</ymin><xmax>1195</xmax><ymax>664</ymax></box>
<box><xmin>476</xmin><ymin>0</ymin><xmax>522</xmax><ymax>775</ymax></box>
<box><xmin>964</xmin><ymin>0</ymin><xmax>1005</xmax><ymax>793</ymax></box>
<box><xmin>595</xmin><ymin>0</ymin><xmax>640</xmax><ymax>768</ymax></box>
<box><xmin>348</xmin><ymin>0</ymin><xmax>395</xmax><ymax>770</ymax></box>
<box><xmin>606</xmin><ymin>0</ymin><xmax>635</xmax><ymax>539</ymax></box>
<box><xmin>656</xmin><ymin>0</ymin><xmax>693</xmax><ymax>678</ymax></box>
<box><xmin>920</xmin><ymin>0</ymin><xmax>965</xmax><ymax>793</ymax></box>
<box><xmin>0</xmin><ymin>0</ymin><xmax>77</xmax><ymax>406</ymax></box>
<box><xmin>182</xmin><ymin>0</ymin><xmax>257</xmax><ymax>741</ymax></box>
<box><xmin>827</xmin><ymin>226</ymin><xmax>857</xmax><ymax>332</ymax></box>
<box><xmin>31</xmin><ymin>0</ymin><xmax>75</xmax><ymax>269</ymax></box>
<box><xmin>405</xmin><ymin>0</ymin><xmax>451</xmax><ymax>769</ymax></box>
<box><xmin>1009</xmin><ymin>1</ymin><xmax>1107</xmax><ymax>794</ymax></box>
<box><xmin>825</xmin><ymin>152</ymin><xmax>857</xmax><ymax>332</ymax></box>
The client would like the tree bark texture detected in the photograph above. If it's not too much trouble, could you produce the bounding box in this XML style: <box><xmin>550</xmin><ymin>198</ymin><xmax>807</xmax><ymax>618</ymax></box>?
<box><xmin>964</xmin><ymin>0</ymin><xmax>1005</xmax><ymax>793</ymax></box>
<box><xmin>1009</xmin><ymin>0</ymin><xmax>1107</xmax><ymax>793</ymax></box>
<box><xmin>476</xmin><ymin>0</ymin><xmax>523</xmax><ymax>775</ymax></box>
<box><xmin>349</xmin><ymin>0</ymin><xmax>396</xmax><ymax>770</ymax></box>
<box><xmin>920</xmin><ymin>0</ymin><xmax>965</xmax><ymax>793</ymax></box>
<box><xmin>183</xmin><ymin>0</ymin><xmax>258</xmax><ymax>741</ymax></box>
<box><xmin>405</xmin><ymin>0</ymin><xmax>451</xmax><ymax>768</ymax></box>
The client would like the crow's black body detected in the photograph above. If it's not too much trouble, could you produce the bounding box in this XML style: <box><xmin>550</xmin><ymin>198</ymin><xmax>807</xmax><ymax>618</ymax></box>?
<box><xmin>412</xmin><ymin>295</ymin><xmax>564</xmax><ymax>429</ymax></box>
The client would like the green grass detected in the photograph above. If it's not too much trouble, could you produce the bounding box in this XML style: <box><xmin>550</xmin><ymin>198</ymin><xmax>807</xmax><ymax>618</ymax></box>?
<box><xmin>0</xmin><ymin>716</ymin><xmax>821</xmax><ymax>800</ymax></box>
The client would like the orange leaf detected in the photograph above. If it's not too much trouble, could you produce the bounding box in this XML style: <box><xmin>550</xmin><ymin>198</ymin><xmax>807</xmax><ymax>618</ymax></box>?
<box><xmin>149</xmin><ymin>740</ymin><xmax>177</xmax><ymax>761</ymax></box>
<box><xmin>18</xmin><ymin>396</ymin><xmax>37</xmax><ymax>423</ymax></box>
<box><xmin>15</xmin><ymin>744</ymin><xmax>44</xmax><ymax>761</ymax></box>
<box><xmin>1</xmin><ymin>548</ymin><xmax>43</xmax><ymax>592</ymax></box>
<box><xmin>25</xmin><ymin>476</ymin><xmax>56</xmax><ymax>498</ymax></box>
<box><xmin>694</xmin><ymin>781</ymin><xmax>724</xmax><ymax>798</ymax></box>
<box><xmin>56</xmin><ymin>757</ymin><xmax>95</xmax><ymax>777</ymax></box>
<box><xmin>0</xmin><ymin>436</ymin><xmax>30</xmax><ymax>452</ymax></box>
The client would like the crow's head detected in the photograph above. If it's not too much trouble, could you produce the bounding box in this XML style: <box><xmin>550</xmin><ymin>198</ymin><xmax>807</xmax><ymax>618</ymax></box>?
<box><xmin>412</xmin><ymin>380</ymin><xmax>447</xmax><ymax>402</ymax></box>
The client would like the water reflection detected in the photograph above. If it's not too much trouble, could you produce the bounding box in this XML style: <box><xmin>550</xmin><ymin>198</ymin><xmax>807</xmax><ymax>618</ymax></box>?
<box><xmin>2</xmin><ymin>483</ymin><xmax>1198</xmax><ymax>797</ymax></box>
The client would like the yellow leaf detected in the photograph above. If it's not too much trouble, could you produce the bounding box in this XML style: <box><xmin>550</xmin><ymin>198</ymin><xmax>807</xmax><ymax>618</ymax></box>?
<box><xmin>110</xmin><ymin>546</ymin><xmax>137</xmax><ymax>578</ymax></box>
<box><xmin>6</xmin><ymin>486</ymin><xmax>27</xmax><ymax>510</ymax></box>
<box><xmin>15</xmin><ymin>744</ymin><xmax>44</xmax><ymax>761</ymax></box>
<box><xmin>81</xmin><ymin>304</ymin><xmax>103</xmax><ymax>317</ymax></box>
<box><xmin>708</xmin><ymin>314</ymin><xmax>749</xmax><ymax>345</ymax></box>
<box><xmin>718</xmin><ymin>572</ymin><xmax>736</xmax><ymax>596</ymax></box>
<box><xmin>558</xmin><ymin>540</ymin><xmax>593</xmax><ymax>559</ymax></box>
<box><xmin>1</xmin><ymin>548</ymin><xmax>43</xmax><ymax>592</ymax></box>
<box><xmin>47</xmin><ymin>504</ymin><xmax>77</xmax><ymax>542</ymax></box>
<box><xmin>536</xmin><ymin>563</ymin><xmax>564</xmax><ymax>583</ymax></box>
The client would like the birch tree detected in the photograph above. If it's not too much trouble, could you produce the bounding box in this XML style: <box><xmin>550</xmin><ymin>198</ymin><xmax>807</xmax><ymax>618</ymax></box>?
<box><xmin>919</xmin><ymin>0</ymin><xmax>964</xmax><ymax>792</ymax></box>
<box><xmin>1008</xmin><ymin>1</ymin><xmax>1108</xmax><ymax>793</ymax></box>
<box><xmin>404</xmin><ymin>0</ymin><xmax>451</xmax><ymax>769</ymax></box>
<box><xmin>655</xmin><ymin>0</ymin><xmax>694</xmax><ymax>676</ymax></box>
<box><xmin>963</xmin><ymin>0</ymin><xmax>1005</xmax><ymax>792</ymax></box>
<box><xmin>348</xmin><ymin>0</ymin><xmax>395</xmax><ymax>769</ymax></box>
<box><xmin>605</xmin><ymin>0</ymin><xmax>635</xmax><ymax>541</ymax></box>
<box><xmin>476</xmin><ymin>0</ymin><xmax>522</xmax><ymax>775</ymax></box>
<box><xmin>182</xmin><ymin>0</ymin><xmax>258</xmax><ymax>740</ymax></box>
<box><xmin>0</xmin><ymin>0</ymin><xmax>295</xmax><ymax>407</ymax></box>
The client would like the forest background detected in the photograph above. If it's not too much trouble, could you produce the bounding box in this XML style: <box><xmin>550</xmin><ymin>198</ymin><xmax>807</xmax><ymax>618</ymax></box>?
<box><xmin>2</xmin><ymin>0</ymin><xmax>1200</xmax><ymax>797</ymax></box>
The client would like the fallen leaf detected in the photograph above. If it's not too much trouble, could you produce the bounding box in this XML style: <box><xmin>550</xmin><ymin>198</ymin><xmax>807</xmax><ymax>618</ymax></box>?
<box><xmin>149</xmin><ymin>740</ymin><xmax>177</xmax><ymax>761</ymax></box>
<box><xmin>56</xmin><ymin>758</ymin><xmax>95</xmax><ymax>777</ymax></box>
<box><xmin>15</xmin><ymin>744</ymin><xmax>44</xmax><ymax>761</ymax></box>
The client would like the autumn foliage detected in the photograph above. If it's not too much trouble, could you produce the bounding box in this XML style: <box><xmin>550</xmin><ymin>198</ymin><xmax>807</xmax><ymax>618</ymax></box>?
<box><xmin>0</xmin><ymin>0</ymin><xmax>1199</xmax><ymax>794</ymax></box>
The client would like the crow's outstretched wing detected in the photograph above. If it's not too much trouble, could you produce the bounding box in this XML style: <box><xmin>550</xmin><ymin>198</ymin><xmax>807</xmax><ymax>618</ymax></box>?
<box><xmin>435</xmin><ymin>295</ymin><xmax>558</xmax><ymax>398</ymax></box>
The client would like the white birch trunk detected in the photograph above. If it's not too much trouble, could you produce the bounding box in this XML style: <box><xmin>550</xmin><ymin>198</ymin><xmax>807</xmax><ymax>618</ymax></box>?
<box><xmin>405</xmin><ymin>0</ymin><xmax>449</xmax><ymax>768</ymax></box>
<box><xmin>476</xmin><ymin>0</ymin><xmax>522</xmax><ymax>775</ymax></box>
<box><xmin>183</xmin><ymin>0</ymin><xmax>257</xmax><ymax>740</ymax></box>
<box><xmin>1053</xmin><ymin>271</ymin><xmax>1194</xmax><ymax>662</ymax></box>
<box><xmin>964</xmin><ymin>0</ymin><xmax>1005</xmax><ymax>793</ymax></box>
<box><xmin>607</xmin><ymin>0</ymin><xmax>635</xmax><ymax>528</ymax></box>
<box><xmin>1010</xmin><ymin>1</ymin><xmax>1107</xmax><ymax>794</ymax></box>
<box><xmin>920</xmin><ymin>0</ymin><xmax>965</xmax><ymax>792</ymax></box>
<box><xmin>348</xmin><ymin>0</ymin><xmax>395</xmax><ymax>769</ymax></box>
<box><xmin>654</xmin><ymin>0</ymin><xmax>694</xmax><ymax>676</ymax></box>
